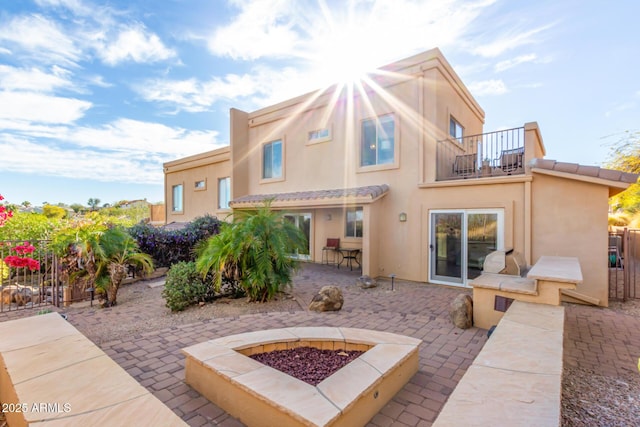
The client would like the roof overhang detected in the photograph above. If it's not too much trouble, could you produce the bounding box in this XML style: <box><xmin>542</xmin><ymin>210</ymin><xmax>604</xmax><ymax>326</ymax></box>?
<box><xmin>530</xmin><ymin>158</ymin><xmax>638</xmax><ymax>197</ymax></box>
<box><xmin>230</xmin><ymin>185</ymin><xmax>390</xmax><ymax>209</ymax></box>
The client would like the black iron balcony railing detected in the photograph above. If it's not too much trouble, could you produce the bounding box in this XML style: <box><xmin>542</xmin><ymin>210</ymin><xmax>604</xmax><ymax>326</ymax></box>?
<box><xmin>436</xmin><ymin>127</ymin><xmax>525</xmax><ymax>181</ymax></box>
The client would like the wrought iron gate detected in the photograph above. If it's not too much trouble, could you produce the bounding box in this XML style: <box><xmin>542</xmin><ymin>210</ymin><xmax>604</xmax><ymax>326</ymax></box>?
<box><xmin>0</xmin><ymin>240</ymin><xmax>63</xmax><ymax>313</ymax></box>
<box><xmin>608</xmin><ymin>228</ymin><xmax>640</xmax><ymax>301</ymax></box>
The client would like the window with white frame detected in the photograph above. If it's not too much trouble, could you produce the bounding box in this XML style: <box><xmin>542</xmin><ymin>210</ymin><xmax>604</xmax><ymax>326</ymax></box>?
<box><xmin>345</xmin><ymin>207</ymin><xmax>363</xmax><ymax>238</ymax></box>
<box><xmin>360</xmin><ymin>114</ymin><xmax>395</xmax><ymax>167</ymax></box>
<box><xmin>308</xmin><ymin>127</ymin><xmax>331</xmax><ymax>144</ymax></box>
<box><xmin>218</xmin><ymin>177</ymin><xmax>230</xmax><ymax>209</ymax></box>
<box><xmin>262</xmin><ymin>139</ymin><xmax>283</xmax><ymax>179</ymax></box>
<box><xmin>450</xmin><ymin>116</ymin><xmax>463</xmax><ymax>141</ymax></box>
<box><xmin>172</xmin><ymin>184</ymin><xmax>183</xmax><ymax>212</ymax></box>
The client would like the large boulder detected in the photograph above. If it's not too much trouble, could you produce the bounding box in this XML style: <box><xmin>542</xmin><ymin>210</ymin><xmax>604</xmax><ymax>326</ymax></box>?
<box><xmin>309</xmin><ymin>286</ymin><xmax>344</xmax><ymax>312</ymax></box>
<box><xmin>450</xmin><ymin>294</ymin><xmax>473</xmax><ymax>329</ymax></box>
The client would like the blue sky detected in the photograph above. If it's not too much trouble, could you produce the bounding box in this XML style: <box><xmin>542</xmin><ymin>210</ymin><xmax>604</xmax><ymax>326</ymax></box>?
<box><xmin>1</xmin><ymin>0</ymin><xmax>638</xmax><ymax>206</ymax></box>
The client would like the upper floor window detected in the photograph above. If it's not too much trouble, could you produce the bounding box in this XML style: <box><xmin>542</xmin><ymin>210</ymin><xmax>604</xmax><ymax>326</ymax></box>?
<box><xmin>172</xmin><ymin>184</ymin><xmax>183</xmax><ymax>212</ymax></box>
<box><xmin>450</xmin><ymin>116</ymin><xmax>463</xmax><ymax>141</ymax></box>
<box><xmin>361</xmin><ymin>114</ymin><xmax>395</xmax><ymax>167</ymax></box>
<box><xmin>345</xmin><ymin>207</ymin><xmax>363</xmax><ymax>238</ymax></box>
<box><xmin>194</xmin><ymin>180</ymin><xmax>206</xmax><ymax>190</ymax></box>
<box><xmin>308</xmin><ymin>127</ymin><xmax>331</xmax><ymax>144</ymax></box>
<box><xmin>262</xmin><ymin>139</ymin><xmax>283</xmax><ymax>179</ymax></box>
<box><xmin>218</xmin><ymin>177</ymin><xmax>230</xmax><ymax>209</ymax></box>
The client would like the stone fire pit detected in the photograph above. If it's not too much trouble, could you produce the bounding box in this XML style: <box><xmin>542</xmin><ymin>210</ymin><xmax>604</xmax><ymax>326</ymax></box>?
<box><xmin>182</xmin><ymin>327</ymin><xmax>420</xmax><ymax>426</ymax></box>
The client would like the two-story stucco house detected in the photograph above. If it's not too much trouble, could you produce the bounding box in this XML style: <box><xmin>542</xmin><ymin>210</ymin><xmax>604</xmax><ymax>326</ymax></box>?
<box><xmin>164</xmin><ymin>48</ymin><xmax>637</xmax><ymax>307</ymax></box>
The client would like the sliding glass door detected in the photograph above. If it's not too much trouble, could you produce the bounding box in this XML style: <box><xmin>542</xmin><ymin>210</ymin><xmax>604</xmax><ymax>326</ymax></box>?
<box><xmin>430</xmin><ymin>209</ymin><xmax>503</xmax><ymax>286</ymax></box>
<box><xmin>283</xmin><ymin>213</ymin><xmax>311</xmax><ymax>260</ymax></box>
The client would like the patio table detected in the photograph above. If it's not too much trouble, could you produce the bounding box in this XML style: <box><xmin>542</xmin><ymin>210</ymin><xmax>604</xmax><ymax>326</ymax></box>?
<box><xmin>337</xmin><ymin>248</ymin><xmax>360</xmax><ymax>271</ymax></box>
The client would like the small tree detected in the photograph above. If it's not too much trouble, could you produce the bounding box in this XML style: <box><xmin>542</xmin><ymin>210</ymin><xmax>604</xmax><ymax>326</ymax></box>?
<box><xmin>95</xmin><ymin>227</ymin><xmax>153</xmax><ymax>306</ymax></box>
<box><xmin>87</xmin><ymin>198</ymin><xmax>101</xmax><ymax>211</ymax></box>
<box><xmin>606</xmin><ymin>131</ymin><xmax>640</xmax><ymax>213</ymax></box>
<box><xmin>196</xmin><ymin>203</ymin><xmax>306</xmax><ymax>302</ymax></box>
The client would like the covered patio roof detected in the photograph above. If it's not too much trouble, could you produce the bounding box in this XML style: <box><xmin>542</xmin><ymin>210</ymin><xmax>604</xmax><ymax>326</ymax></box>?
<box><xmin>229</xmin><ymin>184</ymin><xmax>390</xmax><ymax>209</ymax></box>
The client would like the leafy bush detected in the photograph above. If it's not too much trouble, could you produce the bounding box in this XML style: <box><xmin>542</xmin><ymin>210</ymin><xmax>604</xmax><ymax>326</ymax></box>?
<box><xmin>129</xmin><ymin>215</ymin><xmax>221</xmax><ymax>267</ymax></box>
<box><xmin>196</xmin><ymin>204</ymin><xmax>306</xmax><ymax>302</ymax></box>
<box><xmin>162</xmin><ymin>261</ymin><xmax>213</xmax><ymax>311</ymax></box>
<box><xmin>0</xmin><ymin>211</ymin><xmax>60</xmax><ymax>242</ymax></box>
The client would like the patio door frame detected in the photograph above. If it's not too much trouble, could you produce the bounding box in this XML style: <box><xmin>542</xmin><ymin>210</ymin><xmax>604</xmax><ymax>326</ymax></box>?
<box><xmin>429</xmin><ymin>209</ymin><xmax>504</xmax><ymax>287</ymax></box>
<box><xmin>283</xmin><ymin>212</ymin><xmax>312</xmax><ymax>261</ymax></box>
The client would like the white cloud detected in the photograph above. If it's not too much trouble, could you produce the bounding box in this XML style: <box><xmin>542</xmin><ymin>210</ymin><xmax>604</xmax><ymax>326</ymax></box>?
<box><xmin>208</xmin><ymin>0</ymin><xmax>497</xmax><ymax>64</ymax></box>
<box><xmin>0</xmin><ymin>136</ymin><xmax>162</xmax><ymax>184</ymax></box>
<box><xmin>0</xmin><ymin>91</ymin><xmax>91</xmax><ymax>124</ymax></box>
<box><xmin>135</xmin><ymin>68</ymin><xmax>290</xmax><ymax>113</ymax></box>
<box><xmin>468</xmin><ymin>79</ymin><xmax>508</xmax><ymax>96</ymax></box>
<box><xmin>208</xmin><ymin>0</ymin><xmax>300</xmax><ymax>60</ymax></box>
<box><xmin>0</xmin><ymin>65</ymin><xmax>75</xmax><ymax>93</ymax></box>
<box><xmin>67</xmin><ymin>118</ymin><xmax>221</xmax><ymax>157</ymax></box>
<box><xmin>0</xmin><ymin>14</ymin><xmax>81</xmax><ymax>65</ymax></box>
<box><xmin>34</xmin><ymin>0</ymin><xmax>92</xmax><ymax>15</ymax></box>
<box><xmin>0</xmin><ymin>119</ymin><xmax>223</xmax><ymax>184</ymax></box>
<box><xmin>494</xmin><ymin>53</ymin><xmax>538</xmax><ymax>72</ymax></box>
<box><xmin>99</xmin><ymin>25</ymin><xmax>176</xmax><ymax>65</ymax></box>
<box><xmin>471</xmin><ymin>23</ymin><xmax>554</xmax><ymax>58</ymax></box>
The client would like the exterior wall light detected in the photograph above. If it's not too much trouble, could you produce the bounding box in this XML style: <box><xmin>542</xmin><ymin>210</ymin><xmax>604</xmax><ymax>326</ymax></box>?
<box><xmin>325</xmin><ymin>213</ymin><xmax>332</xmax><ymax>221</ymax></box>
<box><xmin>399</xmin><ymin>212</ymin><xmax>407</xmax><ymax>222</ymax></box>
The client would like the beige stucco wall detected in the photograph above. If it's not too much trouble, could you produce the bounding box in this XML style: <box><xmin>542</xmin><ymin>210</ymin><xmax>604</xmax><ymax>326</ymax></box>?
<box><xmin>164</xmin><ymin>147</ymin><xmax>232</xmax><ymax>223</ymax></box>
<box><xmin>531</xmin><ymin>173</ymin><xmax>610</xmax><ymax>306</ymax></box>
<box><xmin>163</xmin><ymin>48</ymin><xmax>620</xmax><ymax>307</ymax></box>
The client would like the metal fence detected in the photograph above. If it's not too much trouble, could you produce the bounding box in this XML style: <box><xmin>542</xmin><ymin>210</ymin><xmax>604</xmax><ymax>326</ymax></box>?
<box><xmin>0</xmin><ymin>240</ymin><xmax>63</xmax><ymax>313</ymax></box>
<box><xmin>436</xmin><ymin>127</ymin><xmax>525</xmax><ymax>181</ymax></box>
<box><xmin>608</xmin><ymin>228</ymin><xmax>640</xmax><ymax>301</ymax></box>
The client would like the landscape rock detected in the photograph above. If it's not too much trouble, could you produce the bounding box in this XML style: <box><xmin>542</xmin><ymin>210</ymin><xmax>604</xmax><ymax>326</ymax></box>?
<box><xmin>309</xmin><ymin>286</ymin><xmax>344</xmax><ymax>312</ymax></box>
<box><xmin>450</xmin><ymin>294</ymin><xmax>473</xmax><ymax>329</ymax></box>
<box><xmin>357</xmin><ymin>275</ymin><xmax>377</xmax><ymax>289</ymax></box>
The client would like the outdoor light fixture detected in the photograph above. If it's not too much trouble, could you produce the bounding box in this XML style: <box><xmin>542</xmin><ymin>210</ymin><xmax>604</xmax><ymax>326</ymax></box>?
<box><xmin>325</xmin><ymin>213</ymin><xmax>332</xmax><ymax>221</ymax></box>
<box><xmin>399</xmin><ymin>212</ymin><xmax>407</xmax><ymax>222</ymax></box>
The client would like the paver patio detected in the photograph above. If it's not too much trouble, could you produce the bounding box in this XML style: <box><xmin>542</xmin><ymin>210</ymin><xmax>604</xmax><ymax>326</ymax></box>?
<box><xmin>2</xmin><ymin>263</ymin><xmax>640</xmax><ymax>426</ymax></box>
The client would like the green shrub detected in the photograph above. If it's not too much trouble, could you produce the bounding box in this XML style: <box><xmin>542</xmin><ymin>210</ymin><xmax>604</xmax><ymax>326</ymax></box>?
<box><xmin>196</xmin><ymin>203</ymin><xmax>306</xmax><ymax>302</ymax></box>
<box><xmin>163</xmin><ymin>261</ymin><xmax>213</xmax><ymax>311</ymax></box>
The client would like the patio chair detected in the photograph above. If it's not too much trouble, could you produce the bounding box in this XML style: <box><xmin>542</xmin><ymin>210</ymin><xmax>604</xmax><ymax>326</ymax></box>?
<box><xmin>453</xmin><ymin>153</ymin><xmax>477</xmax><ymax>177</ymax></box>
<box><xmin>322</xmin><ymin>238</ymin><xmax>340</xmax><ymax>265</ymax></box>
<box><xmin>500</xmin><ymin>147</ymin><xmax>524</xmax><ymax>174</ymax></box>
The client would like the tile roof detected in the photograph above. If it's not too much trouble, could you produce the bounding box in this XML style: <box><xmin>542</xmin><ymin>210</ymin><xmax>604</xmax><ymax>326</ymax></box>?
<box><xmin>530</xmin><ymin>158</ymin><xmax>638</xmax><ymax>184</ymax></box>
<box><xmin>230</xmin><ymin>184</ymin><xmax>390</xmax><ymax>206</ymax></box>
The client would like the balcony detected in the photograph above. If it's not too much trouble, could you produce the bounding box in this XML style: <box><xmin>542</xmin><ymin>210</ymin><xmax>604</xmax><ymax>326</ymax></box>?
<box><xmin>436</xmin><ymin>127</ymin><xmax>526</xmax><ymax>181</ymax></box>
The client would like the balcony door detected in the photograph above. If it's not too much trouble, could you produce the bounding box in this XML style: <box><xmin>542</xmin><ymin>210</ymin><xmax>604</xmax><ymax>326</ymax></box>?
<box><xmin>429</xmin><ymin>209</ymin><xmax>503</xmax><ymax>287</ymax></box>
<box><xmin>283</xmin><ymin>213</ymin><xmax>311</xmax><ymax>260</ymax></box>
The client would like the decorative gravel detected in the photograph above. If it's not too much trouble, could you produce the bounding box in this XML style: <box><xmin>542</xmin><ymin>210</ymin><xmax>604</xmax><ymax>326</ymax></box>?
<box><xmin>562</xmin><ymin>366</ymin><xmax>640</xmax><ymax>426</ymax></box>
<box><xmin>249</xmin><ymin>346</ymin><xmax>364</xmax><ymax>386</ymax></box>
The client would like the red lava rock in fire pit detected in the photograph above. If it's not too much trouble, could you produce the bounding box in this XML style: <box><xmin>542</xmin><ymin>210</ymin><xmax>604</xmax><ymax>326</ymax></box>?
<box><xmin>249</xmin><ymin>346</ymin><xmax>364</xmax><ymax>386</ymax></box>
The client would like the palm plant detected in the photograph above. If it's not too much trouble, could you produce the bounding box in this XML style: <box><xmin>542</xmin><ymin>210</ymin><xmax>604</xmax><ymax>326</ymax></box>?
<box><xmin>50</xmin><ymin>221</ymin><xmax>106</xmax><ymax>295</ymax></box>
<box><xmin>196</xmin><ymin>203</ymin><xmax>306</xmax><ymax>302</ymax></box>
<box><xmin>51</xmin><ymin>223</ymin><xmax>153</xmax><ymax>307</ymax></box>
<box><xmin>95</xmin><ymin>227</ymin><xmax>154</xmax><ymax>306</ymax></box>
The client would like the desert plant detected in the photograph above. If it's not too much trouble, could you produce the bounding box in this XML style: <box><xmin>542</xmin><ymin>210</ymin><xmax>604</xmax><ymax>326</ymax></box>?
<box><xmin>94</xmin><ymin>227</ymin><xmax>154</xmax><ymax>307</ymax></box>
<box><xmin>196</xmin><ymin>203</ymin><xmax>306</xmax><ymax>302</ymax></box>
<box><xmin>162</xmin><ymin>261</ymin><xmax>213</xmax><ymax>311</ymax></box>
<box><xmin>50</xmin><ymin>220</ymin><xmax>107</xmax><ymax>295</ymax></box>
